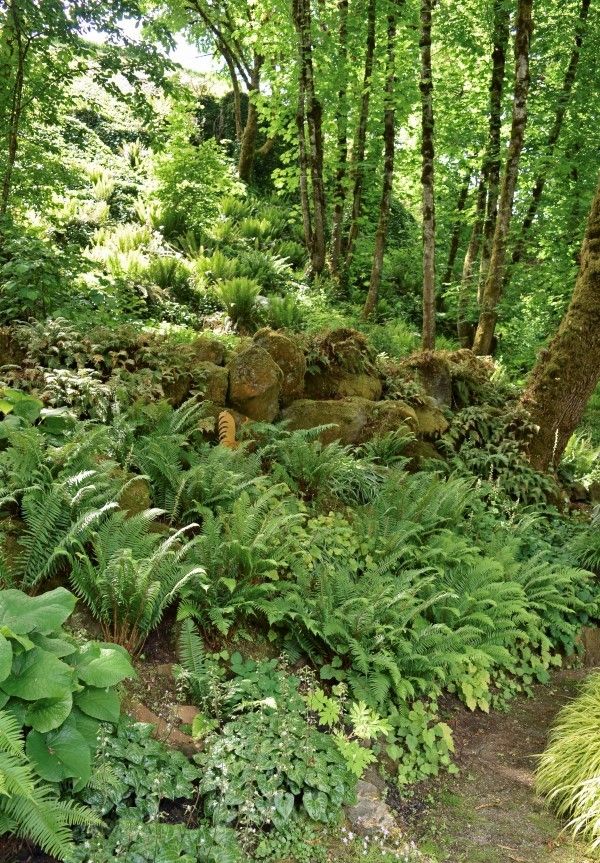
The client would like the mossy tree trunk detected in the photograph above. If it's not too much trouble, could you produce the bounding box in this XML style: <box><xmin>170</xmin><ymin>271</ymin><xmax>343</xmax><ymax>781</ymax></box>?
<box><xmin>473</xmin><ymin>0</ymin><xmax>533</xmax><ymax>356</ymax></box>
<box><xmin>522</xmin><ymin>176</ymin><xmax>600</xmax><ymax>471</ymax></box>
<box><xmin>330</xmin><ymin>0</ymin><xmax>349</xmax><ymax>279</ymax></box>
<box><xmin>420</xmin><ymin>0</ymin><xmax>436</xmax><ymax>350</ymax></box>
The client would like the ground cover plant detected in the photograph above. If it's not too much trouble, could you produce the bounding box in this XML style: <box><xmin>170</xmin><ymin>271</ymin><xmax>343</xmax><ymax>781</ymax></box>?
<box><xmin>1</xmin><ymin>0</ymin><xmax>600</xmax><ymax>858</ymax></box>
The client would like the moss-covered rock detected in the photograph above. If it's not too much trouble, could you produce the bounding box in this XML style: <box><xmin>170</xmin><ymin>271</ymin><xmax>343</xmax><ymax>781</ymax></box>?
<box><xmin>253</xmin><ymin>328</ymin><xmax>306</xmax><ymax>405</ymax></box>
<box><xmin>304</xmin><ymin>369</ymin><xmax>383</xmax><ymax>401</ymax></box>
<box><xmin>398</xmin><ymin>351</ymin><xmax>452</xmax><ymax>407</ymax></box>
<box><xmin>228</xmin><ymin>344</ymin><xmax>283</xmax><ymax>422</ymax></box>
<box><xmin>413</xmin><ymin>400</ymin><xmax>450</xmax><ymax>437</ymax></box>
<box><xmin>281</xmin><ymin>397</ymin><xmax>417</xmax><ymax>445</ymax></box>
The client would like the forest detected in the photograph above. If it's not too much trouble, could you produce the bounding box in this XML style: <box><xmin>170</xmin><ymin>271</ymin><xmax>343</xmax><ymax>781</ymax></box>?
<box><xmin>0</xmin><ymin>0</ymin><xmax>599</xmax><ymax>860</ymax></box>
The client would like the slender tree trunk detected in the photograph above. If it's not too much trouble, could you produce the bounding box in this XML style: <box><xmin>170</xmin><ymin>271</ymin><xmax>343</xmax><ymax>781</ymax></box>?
<box><xmin>507</xmin><ymin>0</ymin><xmax>591</xmax><ymax>275</ymax></box>
<box><xmin>293</xmin><ymin>0</ymin><xmax>326</xmax><ymax>274</ymax></box>
<box><xmin>457</xmin><ymin>172</ymin><xmax>486</xmax><ymax>343</ymax></box>
<box><xmin>330</xmin><ymin>0</ymin><xmax>349</xmax><ymax>278</ymax></box>
<box><xmin>295</xmin><ymin>44</ymin><xmax>312</xmax><ymax>252</ymax></box>
<box><xmin>473</xmin><ymin>0</ymin><xmax>533</xmax><ymax>356</ymax></box>
<box><xmin>442</xmin><ymin>170</ymin><xmax>471</xmax><ymax>289</ymax></box>
<box><xmin>237</xmin><ymin>57</ymin><xmax>262</xmax><ymax>182</ymax></box>
<box><xmin>522</xmin><ymin>176</ymin><xmax>600</xmax><ymax>471</ymax></box>
<box><xmin>362</xmin><ymin>1</ymin><xmax>401</xmax><ymax>319</ymax></box>
<box><xmin>1</xmin><ymin>2</ymin><xmax>28</xmax><ymax>220</ymax></box>
<box><xmin>343</xmin><ymin>0</ymin><xmax>377</xmax><ymax>267</ymax></box>
<box><xmin>477</xmin><ymin>0</ymin><xmax>511</xmax><ymax>295</ymax></box>
<box><xmin>223</xmin><ymin>51</ymin><xmax>243</xmax><ymax>141</ymax></box>
<box><xmin>420</xmin><ymin>0</ymin><xmax>436</xmax><ymax>350</ymax></box>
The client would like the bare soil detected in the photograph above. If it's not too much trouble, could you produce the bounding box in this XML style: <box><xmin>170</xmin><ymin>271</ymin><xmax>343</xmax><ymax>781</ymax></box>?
<box><xmin>408</xmin><ymin>669</ymin><xmax>595</xmax><ymax>863</ymax></box>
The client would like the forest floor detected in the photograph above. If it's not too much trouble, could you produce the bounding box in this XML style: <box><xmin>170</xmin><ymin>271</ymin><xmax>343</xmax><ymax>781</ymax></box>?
<box><xmin>406</xmin><ymin>669</ymin><xmax>595</xmax><ymax>863</ymax></box>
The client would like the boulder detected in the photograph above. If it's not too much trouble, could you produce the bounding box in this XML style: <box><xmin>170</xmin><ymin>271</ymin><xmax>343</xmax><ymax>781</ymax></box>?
<box><xmin>198</xmin><ymin>362</ymin><xmax>229</xmax><ymax>405</ymax></box>
<box><xmin>345</xmin><ymin>780</ymin><xmax>400</xmax><ymax>837</ymax></box>
<box><xmin>253</xmin><ymin>328</ymin><xmax>306</xmax><ymax>405</ymax></box>
<box><xmin>228</xmin><ymin>345</ymin><xmax>283</xmax><ymax>422</ymax></box>
<box><xmin>281</xmin><ymin>397</ymin><xmax>417</xmax><ymax>445</ymax></box>
<box><xmin>310</xmin><ymin>328</ymin><xmax>375</xmax><ymax>373</ymax></box>
<box><xmin>580</xmin><ymin>626</ymin><xmax>600</xmax><ymax>667</ymax></box>
<box><xmin>187</xmin><ymin>334</ymin><xmax>226</xmax><ymax>366</ymax></box>
<box><xmin>413</xmin><ymin>400</ymin><xmax>449</xmax><ymax>437</ymax></box>
<box><xmin>403</xmin><ymin>440</ymin><xmax>445</xmax><ymax>471</ymax></box>
<box><xmin>304</xmin><ymin>369</ymin><xmax>382</xmax><ymax>402</ymax></box>
<box><xmin>398</xmin><ymin>351</ymin><xmax>452</xmax><ymax>407</ymax></box>
<box><xmin>118</xmin><ymin>476</ymin><xmax>151</xmax><ymax>517</ymax></box>
<box><xmin>282</xmin><ymin>397</ymin><xmax>373</xmax><ymax>445</ymax></box>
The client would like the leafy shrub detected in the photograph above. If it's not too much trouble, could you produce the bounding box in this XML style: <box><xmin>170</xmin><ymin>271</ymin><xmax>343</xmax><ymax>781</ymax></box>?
<box><xmin>237</xmin><ymin>250</ymin><xmax>293</xmax><ymax>292</ymax></box>
<box><xmin>197</xmin><ymin>673</ymin><xmax>356</xmax><ymax>833</ymax></box>
<box><xmin>193</xmin><ymin>249</ymin><xmax>239</xmax><ymax>284</ymax></box>
<box><xmin>275</xmin><ymin>239</ymin><xmax>307</xmax><ymax>269</ymax></box>
<box><xmin>0</xmin><ymin>587</ymin><xmax>133</xmax><ymax>792</ymax></box>
<box><xmin>70</xmin><ymin>510</ymin><xmax>206</xmax><ymax>655</ymax></box>
<box><xmin>73</xmin><ymin>719</ymin><xmax>240</xmax><ymax>863</ymax></box>
<box><xmin>536</xmin><ymin>673</ymin><xmax>600</xmax><ymax>852</ymax></box>
<box><xmin>0</xmin><ymin>710</ymin><xmax>99</xmax><ymax>861</ymax></box>
<box><xmin>218</xmin><ymin>277</ymin><xmax>261</xmax><ymax>330</ymax></box>
<box><xmin>266</xmin><ymin>294</ymin><xmax>305</xmax><ymax>330</ymax></box>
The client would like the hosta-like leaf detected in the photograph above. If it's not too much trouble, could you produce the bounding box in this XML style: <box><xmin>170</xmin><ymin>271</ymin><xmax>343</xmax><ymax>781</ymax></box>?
<box><xmin>1</xmin><ymin>648</ymin><xmax>73</xmax><ymax>701</ymax></box>
<box><xmin>25</xmin><ymin>692</ymin><xmax>73</xmax><ymax>733</ymax></box>
<box><xmin>74</xmin><ymin>642</ymin><xmax>134</xmax><ymax>688</ymax></box>
<box><xmin>0</xmin><ymin>587</ymin><xmax>76</xmax><ymax>635</ymax></box>
<box><xmin>0</xmin><ymin>633</ymin><xmax>13</xmax><ymax>683</ymax></box>
<box><xmin>26</xmin><ymin>723</ymin><xmax>92</xmax><ymax>785</ymax></box>
<box><xmin>75</xmin><ymin>687</ymin><xmax>120</xmax><ymax>724</ymax></box>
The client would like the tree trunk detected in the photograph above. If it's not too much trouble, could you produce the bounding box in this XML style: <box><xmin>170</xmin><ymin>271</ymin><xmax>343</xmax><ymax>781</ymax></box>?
<box><xmin>441</xmin><ymin>170</ymin><xmax>471</xmax><ymax>290</ymax></box>
<box><xmin>522</xmin><ymin>176</ymin><xmax>600</xmax><ymax>471</ymax></box>
<box><xmin>420</xmin><ymin>0</ymin><xmax>436</xmax><ymax>350</ymax></box>
<box><xmin>330</xmin><ymin>0</ymin><xmax>349</xmax><ymax>278</ymax></box>
<box><xmin>1</xmin><ymin>1</ymin><xmax>28</xmax><ymax>220</ymax></box>
<box><xmin>477</xmin><ymin>0</ymin><xmax>511</xmax><ymax>295</ymax></box>
<box><xmin>295</xmin><ymin>38</ymin><xmax>312</xmax><ymax>253</ymax></box>
<box><xmin>508</xmin><ymin>0</ymin><xmax>591</xmax><ymax>274</ymax></box>
<box><xmin>344</xmin><ymin>0</ymin><xmax>377</xmax><ymax>267</ymax></box>
<box><xmin>237</xmin><ymin>58</ymin><xmax>262</xmax><ymax>182</ymax></box>
<box><xmin>362</xmin><ymin>2</ymin><xmax>400</xmax><ymax>319</ymax></box>
<box><xmin>473</xmin><ymin>0</ymin><xmax>533</xmax><ymax>356</ymax></box>
<box><xmin>293</xmin><ymin>0</ymin><xmax>326</xmax><ymax>275</ymax></box>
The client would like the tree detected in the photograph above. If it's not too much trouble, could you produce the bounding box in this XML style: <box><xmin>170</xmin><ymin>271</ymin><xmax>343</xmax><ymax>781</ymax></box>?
<box><xmin>472</xmin><ymin>0</ymin><xmax>533</xmax><ymax>355</ymax></box>
<box><xmin>420</xmin><ymin>0</ymin><xmax>436</xmax><ymax>349</ymax></box>
<box><xmin>362</xmin><ymin>0</ymin><xmax>402</xmax><ymax>319</ymax></box>
<box><xmin>292</xmin><ymin>0</ymin><xmax>326</xmax><ymax>275</ymax></box>
<box><xmin>522</xmin><ymin>175</ymin><xmax>600</xmax><ymax>471</ymax></box>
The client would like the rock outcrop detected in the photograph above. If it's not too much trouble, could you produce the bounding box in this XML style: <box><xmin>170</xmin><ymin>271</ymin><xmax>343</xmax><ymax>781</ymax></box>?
<box><xmin>228</xmin><ymin>344</ymin><xmax>283</xmax><ymax>422</ymax></box>
<box><xmin>253</xmin><ymin>328</ymin><xmax>306</xmax><ymax>405</ymax></box>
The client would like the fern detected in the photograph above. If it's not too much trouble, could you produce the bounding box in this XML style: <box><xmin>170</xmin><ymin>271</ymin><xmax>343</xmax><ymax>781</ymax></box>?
<box><xmin>70</xmin><ymin>510</ymin><xmax>206</xmax><ymax>654</ymax></box>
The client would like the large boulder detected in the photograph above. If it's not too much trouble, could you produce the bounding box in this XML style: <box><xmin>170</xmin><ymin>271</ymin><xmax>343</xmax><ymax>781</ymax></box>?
<box><xmin>281</xmin><ymin>397</ymin><xmax>417</xmax><ymax>445</ymax></box>
<box><xmin>187</xmin><ymin>334</ymin><xmax>226</xmax><ymax>366</ymax></box>
<box><xmin>228</xmin><ymin>345</ymin><xmax>283</xmax><ymax>422</ymax></box>
<box><xmin>413</xmin><ymin>399</ymin><xmax>449</xmax><ymax>437</ymax></box>
<box><xmin>304</xmin><ymin>369</ymin><xmax>382</xmax><ymax>401</ymax></box>
<box><xmin>398</xmin><ymin>351</ymin><xmax>452</xmax><ymax>407</ymax></box>
<box><xmin>282</xmin><ymin>398</ymin><xmax>373</xmax><ymax>445</ymax></box>
<box><xmin>162</xmin><ymin>362</ymin><xmax>228</xmax><ymax>407</ymax></box>
<box><xmin>253</xmin><ymin>328</ymin><xmax>306</xmax><ymax>406</ymax></box>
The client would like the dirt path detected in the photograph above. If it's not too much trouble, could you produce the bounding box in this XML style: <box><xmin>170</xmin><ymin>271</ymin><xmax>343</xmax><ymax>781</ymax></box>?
<box><xmin>410</xmin><ymin>670</ymin><xmax>595</xmax><ymax>863</ymax></box>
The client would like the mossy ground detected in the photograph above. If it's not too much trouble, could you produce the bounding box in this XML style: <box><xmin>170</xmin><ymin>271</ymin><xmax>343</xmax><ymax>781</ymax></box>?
<box><xmin>410</xmin><ymin>670</ymin><xmax>595</xmax><ymax>863</ymax></box>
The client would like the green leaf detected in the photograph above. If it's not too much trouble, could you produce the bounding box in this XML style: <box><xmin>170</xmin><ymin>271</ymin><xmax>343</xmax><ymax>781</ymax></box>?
<box><xmin>0</xmin><ymin>588</ymin><xmax>76</xmax><ymax>635</ymax></box>
<box><xmin>74</xmin><ymin>642</ymin><xmax>134</xmax><ymax>688</ymax></box>
<box><xmin>274</xmin><ymin>791</ymin><xmax>294</xmax><ymax>821</ymax></box>
<box><xmin>25</xmin><ymin>692</ymin><xmax>73</xmax><ymax>732</ymax></box>
<box><xmin>0</xmin><ymin>633</ymin><xmax>13</xmax><ymax>683</ymax></box>
<box><xmin>74</xmin><ymin>687</ymin><xmax>120</xmax><ymax>724</ymax></box>
<box><xmin>302</xmin><ymin>789</ymin><xmax>330</xmax><ymax>822</ymax></box>
<box><xmin>26</xmin><ymin>724</ymin><xmax>92</xmax><ymax>785</ymax></box>
<box><xmin>1</xmin><ymin>648</ymin><xmax>73</xmax><ymax>701</ymax></box>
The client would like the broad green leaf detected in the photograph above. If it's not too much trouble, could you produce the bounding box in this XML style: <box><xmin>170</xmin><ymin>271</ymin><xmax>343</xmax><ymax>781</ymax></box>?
<box><xmin>26</xmin><ymin>724</ymin><xmax>91</xmax><ymax>785</ymax></box>
<box><xmin>29</xmin><ymin>632</ymin><xmax>76</xmax><ymax>657</ymax></box>
<box><xmin>26</xmin><ymin>692</ymin><xmax>73</xmax><ymax>733</ymax></box>
<box><xmin>75</xmin><ymin>642</ymin><xmax>134</xmax><ymax>688</ymax></box>
<box><xmin>75</xmin><ymin>687</ymin><xmax>120</xmax><ymax>723</ymax></box>
<box><xmin>302</xmin><ymin>789</ymin><xmax>330</xmax><ymax>822</ymax></box>
<box><xmin>0</xmin><ymin>634</ymin><xmax>13</xmax><ymax>683</ymax></box>
<box><xmin>1</xmin><ymin>648</ymin><xmax>73</xmax><ymax>701</ymax></box>
<box><xmin>0</xmin><ymin>588</ymin><xmax>76</xmax><ymax>634</ymax></box>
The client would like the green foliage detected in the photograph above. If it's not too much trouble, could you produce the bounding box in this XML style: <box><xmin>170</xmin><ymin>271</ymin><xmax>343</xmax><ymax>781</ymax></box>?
<box><xmin>218</xmin><ymin>277</ymin><xmax>261</xmax><ymax>330</ymax></box>
<box><xmin>72</xmin><ymin>719</ymin><xmax>240</xmax><ymax>863</ymax></box>
<box><xmin>70</xmin><ymin>510</ymin><xmax>206</xmax><ymax>655</ymax></box>
<box><xmin>0</xmin><ymin>709</ymin><xmax>100</xmax><ymax>861</ymax></box>
<box><xmin>536</xmin><ymin>672</ymin><xmax>600</xmax><ymax>853</ymax></box>
<box><xmin>0</xmin><ymin>586</ymin><xmax>132</xmax><ymax>796</ymax></box>
<box><xmin>266</xmin><ymin>294</ymin><xmax>305</xmax><ymax>330</ymax></box>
